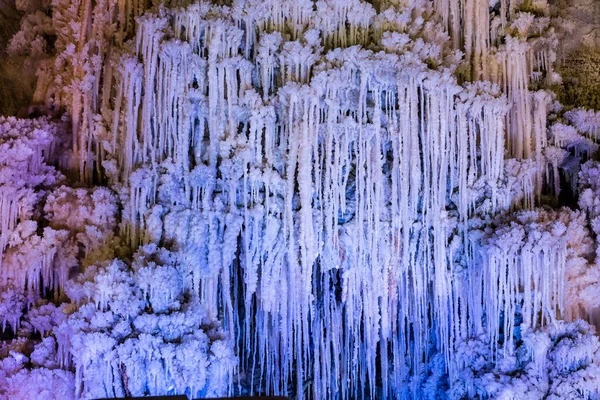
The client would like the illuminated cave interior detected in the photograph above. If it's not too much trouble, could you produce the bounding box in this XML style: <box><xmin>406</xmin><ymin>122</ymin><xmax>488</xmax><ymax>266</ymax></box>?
<box><xmin>2</xmin><ymin>0</ymin><xmax>600</xmax><ymax>398</ymax></box>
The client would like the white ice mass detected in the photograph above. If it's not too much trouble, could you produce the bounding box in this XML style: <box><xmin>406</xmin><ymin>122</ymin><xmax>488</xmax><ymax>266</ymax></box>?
<box><xmin>2</xmin><ymin>0</ymin><xmax>600</xmax><ymax>399</ymax></box>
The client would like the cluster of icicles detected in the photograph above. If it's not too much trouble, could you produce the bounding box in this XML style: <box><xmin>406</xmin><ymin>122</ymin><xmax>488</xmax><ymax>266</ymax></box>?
<box><xmin>0</xmin><ymin>117</ymin><xmax>71</xmax><ymax>301</ymax></box>
<box><xmin>14</xmin><ymin>0</ymin><xmax>576</xmax><ymax>398</ymax></box>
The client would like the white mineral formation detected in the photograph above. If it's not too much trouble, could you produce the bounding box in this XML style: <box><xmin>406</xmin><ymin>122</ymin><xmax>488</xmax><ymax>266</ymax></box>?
<box><xmin>1</xmin><ymin>0</ymin><xmax>600</xmax><ymax>399</ymax></box>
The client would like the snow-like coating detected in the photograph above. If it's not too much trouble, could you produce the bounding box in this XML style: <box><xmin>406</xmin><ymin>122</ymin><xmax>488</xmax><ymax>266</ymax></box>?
<box><xmin>2</xmin><ymin>0</ymin><xmax>600</xmax><ymax>399</ymax></box>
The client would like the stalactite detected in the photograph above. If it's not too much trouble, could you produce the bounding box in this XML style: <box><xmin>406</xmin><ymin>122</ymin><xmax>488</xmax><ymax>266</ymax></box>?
<box><xmin>98</xmin><ymin>3</ymin><xmax>522</xmax><ymax>395</ymax></box>
<box><xmin>8</xmin><ymin>0</ymin><xmax>598</xmax><ymax>398</ymax></box>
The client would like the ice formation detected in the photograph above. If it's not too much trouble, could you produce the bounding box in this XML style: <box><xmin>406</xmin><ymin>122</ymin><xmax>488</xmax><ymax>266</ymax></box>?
<box><xmin>2</xmin><ymin>0</ymin><xmax>600</xmax><ymax>399</ymax></box>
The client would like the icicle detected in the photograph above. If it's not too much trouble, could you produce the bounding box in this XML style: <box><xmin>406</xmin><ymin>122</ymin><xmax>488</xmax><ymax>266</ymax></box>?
<box><xmin>256</xmin><ymin>33</ymin><xmax>282</xmax><ymax>101</ymax></box>
<box><xmin>64</xmin><ymin>2</ymin><xmax>575</xmax><ymax>398</ymax></box>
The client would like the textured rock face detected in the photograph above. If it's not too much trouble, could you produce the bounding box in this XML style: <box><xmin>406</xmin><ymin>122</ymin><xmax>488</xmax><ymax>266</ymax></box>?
<box><xmin>0</xmin><ymin>0</ymin><xmax>40</xmax><ymax>117</ymax></box>
<box><xmin>549</xmin><ymin>0</ymin><xmax>600</xmax><ymax>110</ymax></box>
<box><xmin>563</xmin><ymin>0</ymin><xmax>600</xmax><ymax>49</ymax></box>
<box><xmin>0</xmin><ymin>0</ymin><xmax>21</xmax><ymax>50</ymax></box>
